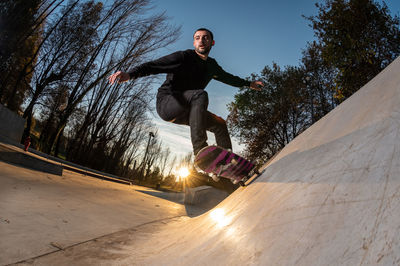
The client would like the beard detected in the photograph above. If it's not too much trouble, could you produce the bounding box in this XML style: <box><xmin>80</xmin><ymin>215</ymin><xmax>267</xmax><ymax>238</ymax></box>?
<box><xmin>195</xmin><ymin>45</ymin><xmax>211</xmax><ymax>55</ymax></box>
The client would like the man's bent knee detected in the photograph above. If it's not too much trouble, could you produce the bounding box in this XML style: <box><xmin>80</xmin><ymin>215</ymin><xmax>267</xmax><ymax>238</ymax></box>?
<box><xmin>184</xmin><ymin>90</ymin><xmax>209</xmax><ymax>107</ymax></box>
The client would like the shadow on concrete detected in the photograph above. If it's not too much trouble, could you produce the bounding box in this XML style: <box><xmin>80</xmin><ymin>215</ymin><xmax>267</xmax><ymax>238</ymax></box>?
<box><xmin>135</xmin><ymin>189</ymin><xmax>227</xmax><ymax>217</ymax></box>
<box><xmin>135</xmin><ymin>190</ymin><xmax>184</xmax><ymax>204</ymax></box>
<box><xmin>0</xmin><ymin>148</ymin><xmax>63</xmax><ymax>176</ymax></box>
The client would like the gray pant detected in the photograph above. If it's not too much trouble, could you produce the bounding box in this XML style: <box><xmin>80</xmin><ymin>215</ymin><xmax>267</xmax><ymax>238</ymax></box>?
<box><xmin>156</xmin><ymin>90</ymin><xmax>232</xmax><ymax>155</ymax></box>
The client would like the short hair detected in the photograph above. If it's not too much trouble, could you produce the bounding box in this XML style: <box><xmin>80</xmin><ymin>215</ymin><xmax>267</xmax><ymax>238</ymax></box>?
<box><xmin>194</xmin><ymin>28</ymin><xmax>214</xmax><ymax>40</ymax></box>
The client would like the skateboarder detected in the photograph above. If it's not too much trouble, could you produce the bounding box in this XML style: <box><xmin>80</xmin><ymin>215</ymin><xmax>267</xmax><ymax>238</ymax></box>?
<box><xmin>108</xmin><ymin>28</ymin><xmax>263</xmax><ymax>156</ymax></box>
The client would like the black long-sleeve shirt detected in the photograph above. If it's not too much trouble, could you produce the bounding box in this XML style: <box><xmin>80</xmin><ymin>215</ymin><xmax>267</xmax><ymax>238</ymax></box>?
<box><xmin>128</xmin><ymin>49</ymin><xmax>251</xmax><ymax>98</ymax></box>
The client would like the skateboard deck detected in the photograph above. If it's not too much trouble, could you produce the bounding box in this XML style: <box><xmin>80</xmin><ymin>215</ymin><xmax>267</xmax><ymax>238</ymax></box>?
<box><xmin>194</xmin><ymin>145</ymin><xmax>257</xmax><ymax>186</ymax></box>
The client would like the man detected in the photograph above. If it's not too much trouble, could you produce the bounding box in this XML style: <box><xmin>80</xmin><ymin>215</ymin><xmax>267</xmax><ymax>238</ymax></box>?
<box><xmin>109</xmin><ymin>28</ymin><xmax>263</xmax><ymax>156</ymax></box>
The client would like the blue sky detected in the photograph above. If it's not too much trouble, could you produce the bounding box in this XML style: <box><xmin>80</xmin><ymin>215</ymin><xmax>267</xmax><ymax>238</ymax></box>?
<box><xmin>143</xmin><ymin>0</ymin><xmax>400</xmax><ymax>159</ymax></box>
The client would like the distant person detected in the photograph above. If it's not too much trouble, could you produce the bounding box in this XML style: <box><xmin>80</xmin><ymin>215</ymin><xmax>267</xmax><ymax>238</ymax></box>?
<box><xmin>109</xmin><ymin>28</ymin><xmax>263</xmax><ymax>156</ymax></box>
<box><xmin>24</xmin><ymin>136</ymin><xmax>31</xmax><ymax>152</ymax></box>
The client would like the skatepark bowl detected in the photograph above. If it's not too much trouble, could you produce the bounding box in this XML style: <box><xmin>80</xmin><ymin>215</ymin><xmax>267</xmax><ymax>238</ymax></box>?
<box><xmin>1</xmin><ymin>56</ymin><xmax>400</xmax><ymax>265</ymax></box>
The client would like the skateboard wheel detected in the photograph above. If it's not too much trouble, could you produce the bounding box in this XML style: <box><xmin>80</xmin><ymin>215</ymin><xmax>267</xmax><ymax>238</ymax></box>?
<box><xmin>210</xmin><ymin>173</ymin><xmax>220</xmax><ymax>182</ymax></box>
<box><xmin>239</xmin><ymin>181</ymin><xmax>246</xmax><ymax>187</ymax></box>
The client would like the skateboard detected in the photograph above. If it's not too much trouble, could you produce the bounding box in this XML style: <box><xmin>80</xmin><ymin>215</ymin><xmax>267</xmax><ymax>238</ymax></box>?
<box><xmin>194</xmin><ymin>145</ymin><xmax>258</xmax><ymax>186</ymax></box>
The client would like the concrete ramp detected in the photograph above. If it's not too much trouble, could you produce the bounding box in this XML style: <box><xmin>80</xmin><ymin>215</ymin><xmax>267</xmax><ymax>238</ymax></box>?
<box><xmin>8</xmin><ymin>57</ymin><xmax>400</xmax><ymax>265</ymax></box>
<box><xmin>111</xmin><ymin>56</ymin><xmax>400</xmax><ymax>265</ymax></box>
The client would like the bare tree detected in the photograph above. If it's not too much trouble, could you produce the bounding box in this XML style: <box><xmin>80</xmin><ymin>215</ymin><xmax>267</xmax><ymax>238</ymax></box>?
<box><xmin>157</xmin><ymin>147</ymin><xmax>172</xmax><ymax>178</ymax></box>
<box><xmin>39</xmin><ymin>0</ymin><xmax>180</xmax><ymax>154</ymax></box>
<box><xmin>22</xmin><ymin>0</ymin><xmax>95</xmax><ymax>141</ymax></box>
<box><xmin>0</xmin><ymin>0</ymin><xmax>66</xmax><ymax>110</ymax></box>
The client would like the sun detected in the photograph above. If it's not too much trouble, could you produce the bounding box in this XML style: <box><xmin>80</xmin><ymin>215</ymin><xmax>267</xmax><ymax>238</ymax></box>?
<box><xmin>177</xmin><ymin>167</ymin><xmax>190</xmax><ymax>179</ymax></box>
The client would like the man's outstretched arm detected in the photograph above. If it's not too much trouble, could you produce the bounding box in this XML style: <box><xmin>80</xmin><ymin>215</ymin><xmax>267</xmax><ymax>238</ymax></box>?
<box><xmin>212</xmin><ymin>61</ymin><xmax>264</xmax><ymax>91</ymax></box>
<box><xmin>108</xmin><ymin>51</ymin><xmax>184</xmax><ymax>85</ymax></box>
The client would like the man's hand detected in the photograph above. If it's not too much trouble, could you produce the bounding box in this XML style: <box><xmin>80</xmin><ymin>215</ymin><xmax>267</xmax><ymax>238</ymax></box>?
<box><xmin>108</xmin><ymin>71</ymin><xmax>130</xmax><ymax>85</ymax></box>
<box><xmin>250</xmin><ymin>81</ymin><xmax>264</xmax><ymax>91</ymax></box>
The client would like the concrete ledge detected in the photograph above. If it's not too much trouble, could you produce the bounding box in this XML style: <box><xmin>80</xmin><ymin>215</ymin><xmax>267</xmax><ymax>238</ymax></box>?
<box><xmin>0</xmin><ymin>144</ymin><xmax>63</xmax><ymax>176</ymax></box>
<box><xmin>19</xmin><ymin>144</ymin><xmax>132</xmax><ymax>185</ymax></box>
<box><xmin>0</xmin><ymin>139</ymin><xmax>131</xmax><ymax>185</ymax></box>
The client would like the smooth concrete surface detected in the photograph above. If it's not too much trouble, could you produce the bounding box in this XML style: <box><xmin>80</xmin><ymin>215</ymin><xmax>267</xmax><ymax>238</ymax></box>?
<box><xmin>0</xmin><ymin>161</ymin><xmax>186</xmax><ymax>265</ymax></box>
<box><xmin>0</xmin><ymin>104</ymin><xmax>25</xmax><ymax>143</ymax></box>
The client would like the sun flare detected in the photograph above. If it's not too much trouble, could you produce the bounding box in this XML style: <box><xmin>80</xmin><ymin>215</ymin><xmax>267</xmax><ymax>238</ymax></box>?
<box><xmin>177</xmin><ymin>167</ymin><xmax>190</xmax><ymax>179</ymax></box>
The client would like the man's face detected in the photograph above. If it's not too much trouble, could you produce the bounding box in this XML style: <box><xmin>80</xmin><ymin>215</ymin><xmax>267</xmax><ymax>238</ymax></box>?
<box><xmin>193</xmin><ymin>30</ymin><xmax>214</xmax><ymax>56</ymax></box>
